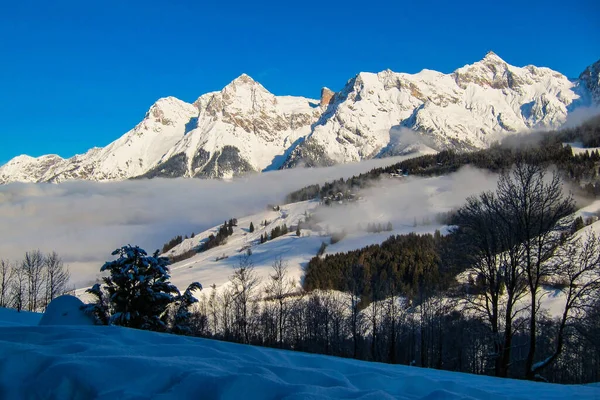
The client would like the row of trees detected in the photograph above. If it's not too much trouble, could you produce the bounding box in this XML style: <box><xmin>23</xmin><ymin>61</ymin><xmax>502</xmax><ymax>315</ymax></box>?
<box><xmin>198</xmin><ymin>220</ymin><xmax>236</xmax><ymax>252</ymax></box>
<box><xmin>0</xmin><ymin>251</ymin><xmax>71</xmax><ymax>312</ymax></box>
<box><xmin>163</xmin><ymin>246</ymin><xmax>600</xmax><ymax>384</ymax></box>
<box><xmin>365</xmin><ymin>222</ymin><xmax>393</xmax><ymax>233</ymax></box>
<box><xmin>259</xmin><ymin>224</ymin><xmax>290</xmax><ymax>244</ymax></box>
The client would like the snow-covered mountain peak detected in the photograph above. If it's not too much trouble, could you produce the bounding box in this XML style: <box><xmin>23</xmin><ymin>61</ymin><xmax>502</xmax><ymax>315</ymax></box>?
<box><xmin>228</xmin><ymin>73</ymin><xmax>258</xmax><ymax>86</ymax></box>
<box><xmin>482</xmin><ymin>50</ymin><xmax>505</xmax><ymax>63</ymax></box>
<box><xmin>452</xmin><ymin>52</ymin><xmax>517</xmax><ymax>89</ymax></box>
<box><xmin>143</xmin><ymin>96</ymin><xmax>198</xmax><ymax>128</ymax></box>
<box><xmin>222</xmin><ymin>73</ymin><xmax>269</xmax><ymax>94</ymax></box>
<box><xmin>1</xmin><ymin>55</ymin><xmax>598</xmax><ymax>184</ymax></box>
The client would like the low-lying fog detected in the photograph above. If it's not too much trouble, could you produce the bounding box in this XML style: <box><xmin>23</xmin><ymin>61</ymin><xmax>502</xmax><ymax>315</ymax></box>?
<box><xmin>0</xmin><ymin>157</ymin><xmax>500</xmax><ymax>287</ymax></box>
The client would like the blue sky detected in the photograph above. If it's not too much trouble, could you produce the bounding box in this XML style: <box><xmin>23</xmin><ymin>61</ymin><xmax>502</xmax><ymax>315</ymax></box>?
<box><xmin>0</xmin><ymin>0</ymin><xmax>598</xmax><ymax>163</ymax></box>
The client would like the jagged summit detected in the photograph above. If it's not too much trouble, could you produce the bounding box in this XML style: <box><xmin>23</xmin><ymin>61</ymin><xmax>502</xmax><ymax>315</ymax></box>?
<box><xmin>1</xmin><ymin>54</ymin><xmax>598</xmax><ymax>184</ymax></box>
<box><xmin>223</xmin><ymin>73</ymin><xmax>265</xmax><ymax>92</ymax></box>
<box><xmin>231</xmin><ymin>73</ymin><xmax>256</xmax><ymax>84</ymax></box>
<box><xmin>482</xmin><ymin>50</ymin><xmax>505</xmax><ymax>63</ymax></box>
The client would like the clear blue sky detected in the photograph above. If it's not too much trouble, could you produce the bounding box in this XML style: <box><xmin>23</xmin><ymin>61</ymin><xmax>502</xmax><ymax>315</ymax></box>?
<box><xmin>1</xmin><ymin>0</ymin><xmax>598</xmax><ymax>163</ymax></box>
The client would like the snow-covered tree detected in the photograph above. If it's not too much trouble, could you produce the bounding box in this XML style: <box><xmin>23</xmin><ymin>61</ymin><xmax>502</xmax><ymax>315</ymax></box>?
<box><xmin>86</xmin><ymin>245</ymin><xmax>181</xmax><ymax>331</ymax></box>
<box><xmin>172</xmin><ymin>282</ymin><xmax>203</xmax><ymax>335</ymax></box>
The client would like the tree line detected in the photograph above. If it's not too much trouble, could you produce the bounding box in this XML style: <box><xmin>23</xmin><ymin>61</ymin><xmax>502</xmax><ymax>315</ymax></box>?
<box><xmin>0</xmin><ymin>250</ymin><xmax>71</xmax><ymax>312</ymax></box>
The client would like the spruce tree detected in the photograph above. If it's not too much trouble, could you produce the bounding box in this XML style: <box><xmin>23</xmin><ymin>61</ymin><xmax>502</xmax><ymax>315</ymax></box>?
<box><xmin>86</xmin><ymin>245</ymin><xmax>182</xmax><ymax>331</ymax></box>
<box><xmin>249</xmin><ymin>222</ymin><xmax>255</xmax><ymax>233</ymax></box>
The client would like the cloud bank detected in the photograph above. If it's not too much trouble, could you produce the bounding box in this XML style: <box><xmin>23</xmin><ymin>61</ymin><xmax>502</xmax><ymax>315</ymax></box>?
<box><xmin>0</xmin><ymin>156</ymin><xmax>423</xmax><ymax>286</ymax></box>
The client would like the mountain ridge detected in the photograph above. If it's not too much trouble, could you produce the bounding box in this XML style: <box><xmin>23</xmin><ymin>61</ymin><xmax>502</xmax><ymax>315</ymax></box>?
<box><xmin>1</xmin><ymin>53</ymin><xmax>598</xmax><ymax>184</ymax></box>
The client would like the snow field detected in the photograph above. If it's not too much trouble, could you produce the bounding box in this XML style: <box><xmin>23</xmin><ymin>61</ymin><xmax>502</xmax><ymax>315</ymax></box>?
<box><xmin>0</xmin><ymin>320</ymin><xmax>598</xmax><ymax>399</ymax></box>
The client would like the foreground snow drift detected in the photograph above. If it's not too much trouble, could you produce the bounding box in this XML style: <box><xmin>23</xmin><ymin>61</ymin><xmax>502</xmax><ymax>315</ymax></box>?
<box><xmin>0</xmin><ymin>324</ymin><xmax>597</xmax><ymax>399</ymax></box>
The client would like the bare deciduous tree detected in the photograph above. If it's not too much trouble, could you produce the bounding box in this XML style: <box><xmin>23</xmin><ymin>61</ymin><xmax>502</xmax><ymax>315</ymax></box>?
<box><xmin>530</xmin><ymin>232</ymin><xmax>600</xmax><ymax>378</ymax></box>
<box><xmin>230</xmin><ymin>254</ymin><xmax>259</xmax><ymax>344</ymax></box>
<box><xmin>22</xmin><ymin>250</ymin><xmax>45</xmax><ymax>311</ymax></box>
<box><xmin>454</xmin><ymin>191</ymin><xmax>527</xmax><ymax>377</ymax></box>
<box><xmin>496</xmin><ymin>163</ymin><xmax>574</xmax><ymax>379</ymax></box>
<box><xmin>44</xmin><ymin>251</ymin><xmax>70</xmax><ymax>308</ymax></box>
<box><xmin>265</xmin><ymin>258</ymin><xmax>296</xmax><ymax>346</ymax></box>
<box><xmin>10</xmin><ymin>263</ymin><xmax>26</xmax><ymax>312</ymax></box>
<box><xmin>0</xmin><ymin>259</ymin><xmax>13</xmax><ymax>307</ymax></box>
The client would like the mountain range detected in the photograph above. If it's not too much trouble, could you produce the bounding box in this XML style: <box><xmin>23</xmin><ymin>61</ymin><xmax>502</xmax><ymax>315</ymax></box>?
<box><xmin>1</xmin><ymin>52</ymin><xmax>599</xmax><ymax>184</ymax></box>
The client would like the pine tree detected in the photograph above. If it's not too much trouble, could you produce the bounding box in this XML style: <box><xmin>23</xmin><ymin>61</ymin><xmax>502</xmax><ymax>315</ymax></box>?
<box><xmin>296</xmin><ymin>225</ymin><xmax>301</xmax><ymax>237</ymax></box>
<box><xmin>86</xmin><ymin>245</ymin><xmax>180</xmax><ymax>331</ymax></box>
<box><xmin>249</xmin><ymin>222</ymin><xmax>255</xmax><ymax>233</ymax></box>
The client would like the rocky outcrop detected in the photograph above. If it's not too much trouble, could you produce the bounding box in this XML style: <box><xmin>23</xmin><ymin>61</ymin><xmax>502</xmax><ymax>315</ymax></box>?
<box><xmin>320</xmin><ymin>87</ymin><xmax>336</xmax><ymax>107</ymax></box>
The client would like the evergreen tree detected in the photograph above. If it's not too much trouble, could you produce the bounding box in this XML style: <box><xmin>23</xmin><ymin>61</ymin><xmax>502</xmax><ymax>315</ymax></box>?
<box><xmin>249</xmin><ymin>222</ymin><xmax>255</xmax><ymax>233</ymax></box>
<box><xmin>296</xmin><ymin>225</ymin><xmax>301</xmax><ymax>237</ymax></box>
<box><xmin>86</xmin><ymin>245</ymin><xmax>180</xmax><ymax>331</ymax></box>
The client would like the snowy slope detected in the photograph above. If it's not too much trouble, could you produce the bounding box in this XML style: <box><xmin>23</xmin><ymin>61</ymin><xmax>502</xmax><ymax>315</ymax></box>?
<box><xmin>132</xmin><ymin>170</ymin><xmax>494</xmax><ymax>295</ymax></box>
<box><xmin>0</xmin><ymin>320</ymin><xmax>598</xmax><ymax>399</ymax></box>
<box><xmin>0</xmin><ymin>97</ymin><xmax>199</xmax><ymax>183</ymax></box>
<box><xmin>162</xmin><ymin>200</ymin><xmax>323</xmax><ymax>291</ymax></box>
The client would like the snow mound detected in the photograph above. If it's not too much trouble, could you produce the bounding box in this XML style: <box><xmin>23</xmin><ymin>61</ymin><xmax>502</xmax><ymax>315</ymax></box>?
<box><xmin>0</xmin><ymin>324</ymin><xmax>598</xmax><ymax>399</ymax></box>
<box><xmin>38</xmin><ymin>295</ymin><xmax>95</xmax><ymax>326</ymax></box>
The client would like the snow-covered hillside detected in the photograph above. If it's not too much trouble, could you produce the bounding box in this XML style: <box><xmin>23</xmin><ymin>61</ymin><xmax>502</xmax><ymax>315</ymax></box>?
<box><xmin>1</xmin><ymin>53</ymin><xmax>599</xmax><ymax>183</ymax></box>
<box><xmin>115</xmin><ymin>169</ymin><xmax>494</xmax><ymax>296</ymax></box>
<box><xmin>0</xmin><ymin>310</ymin><xmax>598</xmax><ymax>399</ymax></box>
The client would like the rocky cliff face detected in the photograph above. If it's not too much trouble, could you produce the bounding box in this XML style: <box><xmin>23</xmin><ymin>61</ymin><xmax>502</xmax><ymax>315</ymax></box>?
<box><xmin>1</xmin><ymin>53</ymin><xmax>598</xmax><ymax>184</ymax></box>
